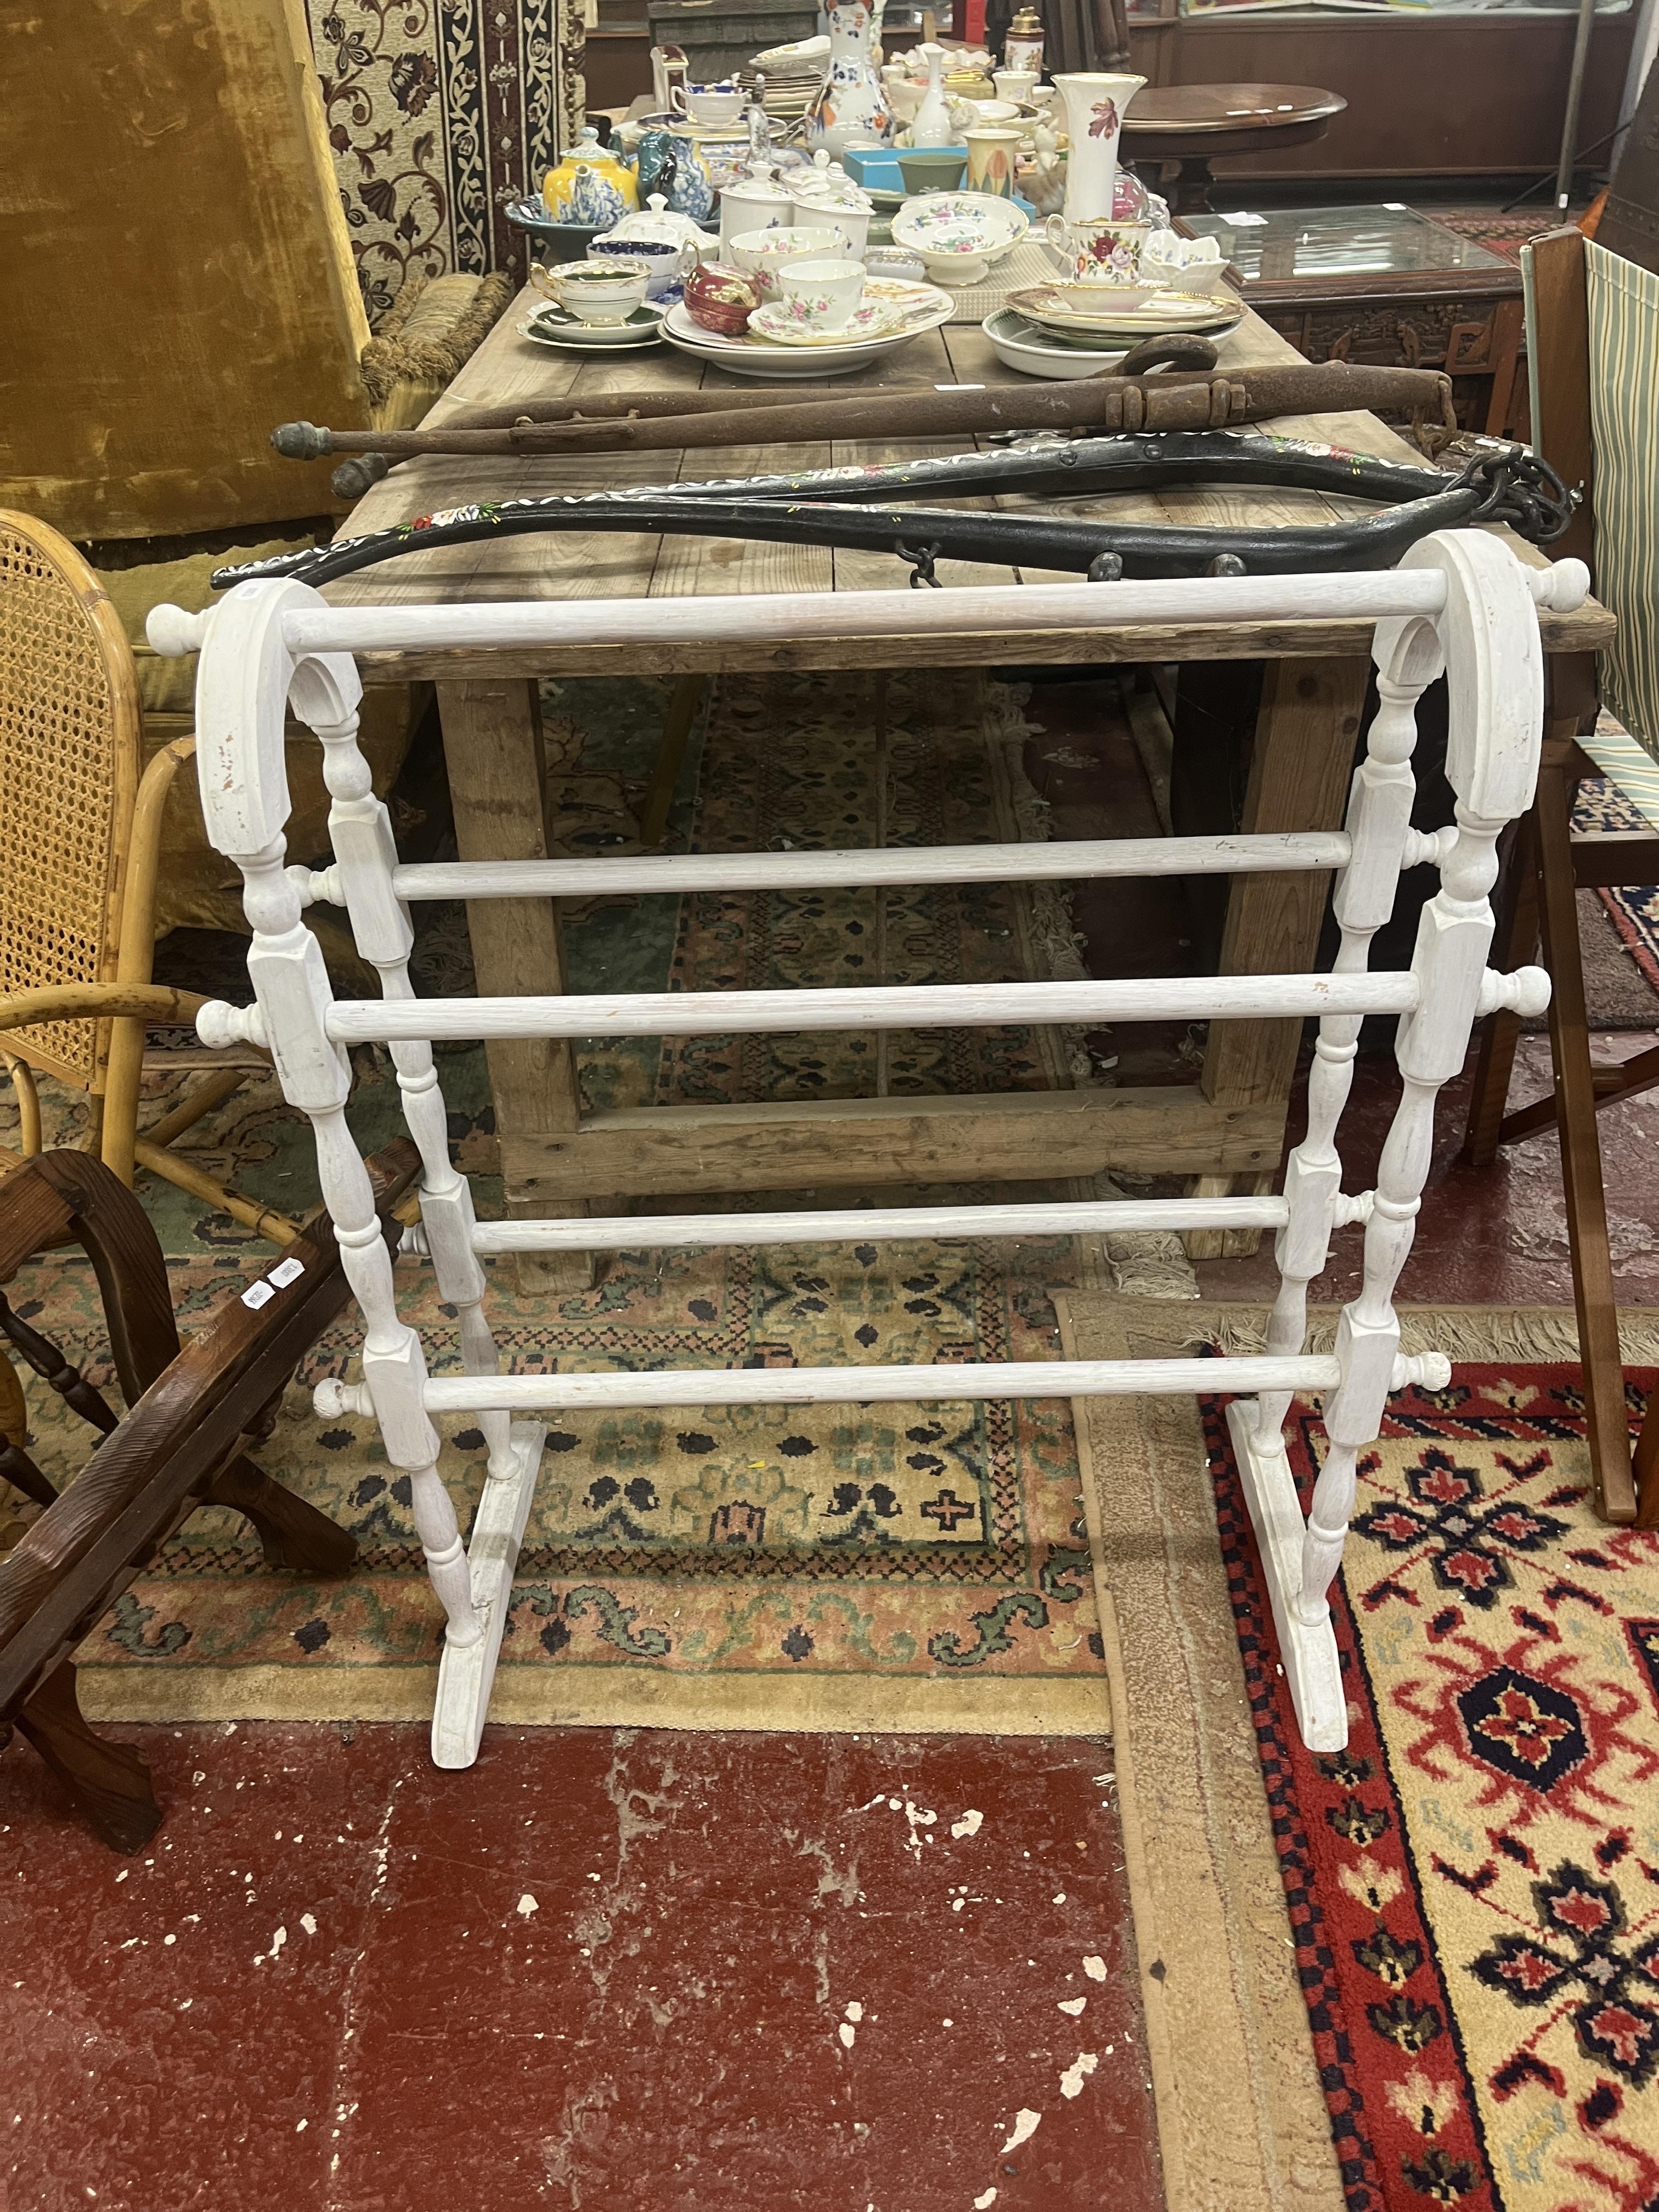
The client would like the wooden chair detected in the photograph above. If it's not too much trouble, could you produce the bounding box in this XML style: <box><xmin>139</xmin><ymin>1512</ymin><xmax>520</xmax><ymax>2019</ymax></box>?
<box><xmin>0</xmin><ymin>515</ymin><xmax>300</xmax><ymax>1243</ymax></box>
<box><xmin>0</xmin><ymin>1139</ymin><xmax>419</xmax><ymax>1850</ymax></box>
<box><xmin>1463</xmin><ymin>225</ymin><xmax>1659</xmax><ymax>1530</ymax></box>
<box><xmin>159</xmin><ymin>533</ymin><xmax>1574</xmax><ymax>1765</ymax></box>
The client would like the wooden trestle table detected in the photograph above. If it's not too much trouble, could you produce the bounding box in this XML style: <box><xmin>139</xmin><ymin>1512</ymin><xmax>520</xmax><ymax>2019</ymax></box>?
<box><xmin>323</xmin><ymin>286</ymin><xmax>1612</xmax><ymax>1289</ymax></box>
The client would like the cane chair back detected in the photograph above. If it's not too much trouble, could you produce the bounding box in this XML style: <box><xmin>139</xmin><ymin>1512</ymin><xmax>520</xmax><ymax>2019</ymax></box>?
<box><xmin>0</xmin><ymin>515</ymin><xmax>299</xmax><ymax>1244</ymax></box>
<box><xmin>0</xmin><ymin>514</ymin><xmax>140</xmax><ymax>1088</ymax></box>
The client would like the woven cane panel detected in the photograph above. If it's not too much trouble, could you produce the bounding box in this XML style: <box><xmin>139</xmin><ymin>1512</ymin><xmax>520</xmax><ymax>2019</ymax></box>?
<box><xmin>0</xmin><ymin>524</ymin><xmax>120</xmax><ymax>1082</ymax></box>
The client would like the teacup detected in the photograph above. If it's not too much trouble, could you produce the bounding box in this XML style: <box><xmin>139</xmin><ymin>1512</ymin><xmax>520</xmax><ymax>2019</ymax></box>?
<box><xmin>532</xmin><ymin>256</ymin><xmax>651</xmax><ymax>323</ymax></box>
<box><xmin>993</xmin><ymin>67</ymin><xmax>1038</xmax><ymax>103</ymax></box>
<box><xmin>586</xmin><ymin>235</ymin><xmax>695</xmax><ymax>298</ymax></box>
<box><xmin>671</xmin><ymin>81</ymin><xmax>744</xmax><ymax>127</ymax></box>
<box><xmin>1044</xmin><ymin>215</ymin><xmax>1155</xmax><ymax>286</ymax></box>
<box><xmin>729</xmin><ymin>224</ymin><xmax>849</xmax><ymax>298</ymax></box>
<box><xmin>775</xmin><ymin>256</ymin><xmax>866</xmax><ymax>332</ymax></box>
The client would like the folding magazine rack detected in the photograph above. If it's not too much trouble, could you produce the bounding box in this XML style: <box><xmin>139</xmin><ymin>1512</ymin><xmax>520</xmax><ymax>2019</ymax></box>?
<box><xmin>151</xmin><ymin>534</ymin><xmax>1582</xmax><ymax>1766</ymax></box>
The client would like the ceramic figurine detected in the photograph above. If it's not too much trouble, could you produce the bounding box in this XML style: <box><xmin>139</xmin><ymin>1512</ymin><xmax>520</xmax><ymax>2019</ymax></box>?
<box><xmin>810</xmin><ymin>2</ymin><xmax>893</xmax><ymax>157</ymax></box>
<box><xmin>650</xmin><ymin>44</ymin><xmax>690</xmax><ymax>116</ymax></box>
<box><xmin>1026</xmin><ymin>119</ymin><xmax>1065</xmax><ymax>216</ymax></box>
<box><xmin>1052</xmin><ymin>71</ymin><xmax>1146</xmax><ymax>222</ymax></box>
<box><xmin>543</xmin><ymin>127</ymin><xmax>639</xmax><ymax>227</ymax></box>
<box><xmin>909</xmin><ymin>43</ymin><xmax>954</xmax><ymax>149</ymax></box>
<box><xmin>1004</xmin><ymin>5</ymin><xmax>1045</xmax><ymax>76</ymax></box>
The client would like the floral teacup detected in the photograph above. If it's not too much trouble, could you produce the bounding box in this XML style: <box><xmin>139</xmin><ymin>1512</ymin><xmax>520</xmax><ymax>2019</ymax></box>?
<box><xmin>728</xmin><ymin>224</ymin><xmax>849</xmax><ymax>298</ymax></box>
<box><xmin>586</xmin><ymin>235</ymin><xmax>695</xmax><ymax>298</ymax></box>
<box><xmin>775</xmin><ymin>257</ymin><xmax>866</xmax><ymax>332</ymax></box>
<box><xmin>1044</xmin><ymin>215</ymin><xmax>1155</xmax><ymax>286</ymax></box>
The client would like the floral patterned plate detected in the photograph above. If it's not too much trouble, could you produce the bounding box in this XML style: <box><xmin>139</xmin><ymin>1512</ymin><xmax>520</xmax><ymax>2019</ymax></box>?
<box><xmin>747</xmin><ymin>299</ymin><xmax>905</xmax><ymax>346</ymax></box>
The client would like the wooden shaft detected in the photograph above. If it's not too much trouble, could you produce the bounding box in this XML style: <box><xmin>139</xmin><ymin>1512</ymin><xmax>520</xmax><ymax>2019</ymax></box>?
<box><xmin>0</xmin><ymin>985</ymin><xmax>207</xmax><ymax>1034</ymax></box>
<box><xmin>298</xmin><ymin>363</ymin><xmax>1455</xmax><ymax>463</ymax></box>
<box><xmin>1535</xmin><ymin>754</ymin><xmax>1639</xmax><ymax>1523</ymax></box>
<box><xmin>0</xmin><ymin>1053</ymin><xmax>42</xmax><ymax>1157</ymax></box>
<box><xmin>104</xmin><ymin>737</ymin><xmax>196</xmax><ymax>1186</ymax></box>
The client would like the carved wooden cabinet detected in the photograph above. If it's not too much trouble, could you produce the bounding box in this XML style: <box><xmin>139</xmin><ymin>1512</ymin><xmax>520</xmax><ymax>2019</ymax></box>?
<box><xmin>1183</xmin><ymin>204</ymin><xmax>1526</xmax><ymax>437</ymax></box>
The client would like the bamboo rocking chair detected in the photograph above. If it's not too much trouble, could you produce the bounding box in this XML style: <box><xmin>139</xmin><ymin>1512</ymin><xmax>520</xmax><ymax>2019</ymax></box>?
<box><xmin>150</xmin><ymin>534</ymin><xmax>1581</xmax><ymax>1765</ymax></box>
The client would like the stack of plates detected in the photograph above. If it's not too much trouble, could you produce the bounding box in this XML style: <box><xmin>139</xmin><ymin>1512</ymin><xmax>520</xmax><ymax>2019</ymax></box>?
<box><xmin>981</xmin><ymin>309</ymin><xmax>1127</xmax><ymax>380</ymax></box>
<box><xmin>737</xmin><ymin>38</ymin><xmax>827</xmax><ymax>124</ymax></box>
<box><xmin>1005</xmin><ymin>283</ymin><xmax>1243</xmax><ymax>342</ymax></box>
<box><xmin>661</xmin><ymin>276</ymin><xmax>952</xmax><ymax>377</ymax></box>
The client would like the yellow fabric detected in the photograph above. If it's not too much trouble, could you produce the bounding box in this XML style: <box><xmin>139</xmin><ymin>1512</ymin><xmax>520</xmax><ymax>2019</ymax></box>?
<box><xmin>1</xmin><ymin>0</ymin><xmax>369</xmax><ymax>539</ymax></box>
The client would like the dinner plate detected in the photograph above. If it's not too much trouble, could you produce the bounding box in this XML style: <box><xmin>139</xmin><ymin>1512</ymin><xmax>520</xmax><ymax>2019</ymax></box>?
<box><xmin>980</xmin><ymin>308</ymin><xmax>1127</xmax><ymax>380</ymax></box>
<box><xmin>1004</xmin><ymin>284</ymin><xmax>1243</xmax><ymax>341</ymax></box>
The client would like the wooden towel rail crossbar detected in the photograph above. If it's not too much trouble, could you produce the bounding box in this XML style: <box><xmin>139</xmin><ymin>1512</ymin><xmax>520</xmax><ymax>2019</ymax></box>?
<box><xmin>151</xmin><ymin>537</ymin><xmax>1582</xmax><ymax>1767</ymax></box>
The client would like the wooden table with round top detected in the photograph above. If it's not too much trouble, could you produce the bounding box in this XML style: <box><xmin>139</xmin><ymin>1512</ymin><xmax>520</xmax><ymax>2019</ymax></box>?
<box><xmin>1122</xmin><ymin>83</ymin><xmax>1348</xmax><ymax>211</ymax></box>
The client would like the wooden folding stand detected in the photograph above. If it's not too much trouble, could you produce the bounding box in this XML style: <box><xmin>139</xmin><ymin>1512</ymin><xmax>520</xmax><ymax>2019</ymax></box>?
<box><xmin>154</xmin><ymin>535</ymin><xmax>1579</xmax><ymax>1766</ymax></box>
<box><xmin>0</xmin><ymin>1140</ymin><xmax>419</xmax><ymax>1848</ymax></box>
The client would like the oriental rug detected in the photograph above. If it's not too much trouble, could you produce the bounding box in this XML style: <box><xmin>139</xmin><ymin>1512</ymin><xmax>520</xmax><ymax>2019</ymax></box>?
<box><xmin>1066</xmin><ymin>1296</ymin><xmax>1659</xmax><ymax>2212</ymax></box>
<box><xmin>3</xmin><ymin>668</ymin><xmax>1120</xmax><ymax>1738</ymax></box>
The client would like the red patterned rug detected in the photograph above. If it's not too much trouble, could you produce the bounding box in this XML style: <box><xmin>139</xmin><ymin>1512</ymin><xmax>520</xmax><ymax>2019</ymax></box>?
<box><xmin>1205</xmin><ymin>1362</ymin><xmax>1659</xmax><ymax>2212</ymax></box>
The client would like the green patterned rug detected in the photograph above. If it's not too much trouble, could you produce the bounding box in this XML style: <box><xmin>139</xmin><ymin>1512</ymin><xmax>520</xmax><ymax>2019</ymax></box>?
<box><xmin>5</xmin><ymin>669</ymin><xmax>1116</xmax><ymax>1736</ymax></box>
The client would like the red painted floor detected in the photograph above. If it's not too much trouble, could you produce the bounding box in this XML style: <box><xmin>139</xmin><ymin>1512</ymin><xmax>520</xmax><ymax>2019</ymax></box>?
<box><xmin>2</xmin><ymin>1726</ymin><xmax>1159</xmax><ymax>2212</ymax></box>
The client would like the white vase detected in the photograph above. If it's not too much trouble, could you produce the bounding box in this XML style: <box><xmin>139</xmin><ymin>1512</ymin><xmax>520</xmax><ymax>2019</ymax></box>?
<box><xmin>909</xmin><ymin>43</ymin><xmax>954</xmax><ymax>149</ymax></box>
<box><xmin>1052</xmin><ymin>71</ymin><xmax>1145</xmax><ymax>223</ymax></box>
<box><xmin>810</xmin><ymin>2</ymin><xmax>893</xmax><ymax>157</ymax></box>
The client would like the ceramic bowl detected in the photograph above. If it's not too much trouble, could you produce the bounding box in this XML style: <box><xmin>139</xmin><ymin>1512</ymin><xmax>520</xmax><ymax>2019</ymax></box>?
<box><xmin>727</xmin><ymin>224</ymin><xmax>849</xmax><ymax>297</ymax></box>
<box><xmin>586</xmin><ymin>235</ymin><xmax>693</xmax><ymax>298</ymax></box>
<box><xmin>890</xmin><ymin>190</ymin><xmax>1028</xmax><ymax>284</ymax></box>
<box><xmin>980</xmin><ymin>307</ymin><xmax>1126</xmax><ymax>379</ymax></box>
<box><xmin>775</xmin><ymin>256</ymin><xmax>866</xmax><ymax>333</ymax></box>
<box><xmin>896</xmin><ymin>149</ymin><xmax>967</xmax><ymax>195</ymax></box>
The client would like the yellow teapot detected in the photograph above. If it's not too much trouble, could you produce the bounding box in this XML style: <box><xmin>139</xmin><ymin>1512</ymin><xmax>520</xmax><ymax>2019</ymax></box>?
<box><xmin>543</xmin><ymin>127</ymin><xmax>638</xmax><ymax>228</ymax></box>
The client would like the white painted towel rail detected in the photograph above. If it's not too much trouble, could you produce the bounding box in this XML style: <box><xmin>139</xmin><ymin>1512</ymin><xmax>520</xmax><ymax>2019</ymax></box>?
<box><xmin>159</xmin><ymin>533</ymin><xmax>1571</xmax><ymax>1767</ymax></box>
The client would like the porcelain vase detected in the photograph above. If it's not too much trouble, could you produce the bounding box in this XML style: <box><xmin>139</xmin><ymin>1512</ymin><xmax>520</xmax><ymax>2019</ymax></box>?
<box><xmin>909</xmin><ymin>43</ymin><xmax>954</xmax><ymax>149</ymax></box>
<box><xmin>810</xmin><ymin>3</ymin><xmax>893</xmax><ymax>158</ymax></box>
<box><xmin>1052</xmin><ymin>71</ymin><xmax>1145</xmax><ymax>223</ymax></box>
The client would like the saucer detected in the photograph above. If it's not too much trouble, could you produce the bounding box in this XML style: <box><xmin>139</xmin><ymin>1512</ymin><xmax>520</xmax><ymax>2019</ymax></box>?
<box><xmin>518</xmin><ymin>301</ymin><xmax>667</xmax><ymax>349</ymax></box>
<box><xmin>748</xmin><ymin>299</ymin><xmax>904</xmax><ymax>347</ymax></box>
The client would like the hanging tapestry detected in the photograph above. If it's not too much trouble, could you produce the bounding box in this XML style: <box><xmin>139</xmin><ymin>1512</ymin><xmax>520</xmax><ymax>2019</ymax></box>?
<box><xmin>307</xmin><ymin>0</ymin><xmax>586</xmax><ymax>313</ymax></box>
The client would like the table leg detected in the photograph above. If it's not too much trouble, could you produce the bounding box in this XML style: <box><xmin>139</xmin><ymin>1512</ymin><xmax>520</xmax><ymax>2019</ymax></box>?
<box><xmin>437</xmin><ymin>678</ymin><xmax>594</xmax><ymax>1294</ymax></box>
<box><xmin>1187</xmin><ymin>657</ymin><xmax>1368</xmax><ymax>1260</ymax></box>
<box><xmin>1535</xmin><ymin>754</ymin><xmax>1639</xmax><ymax>1524</ymax></box>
